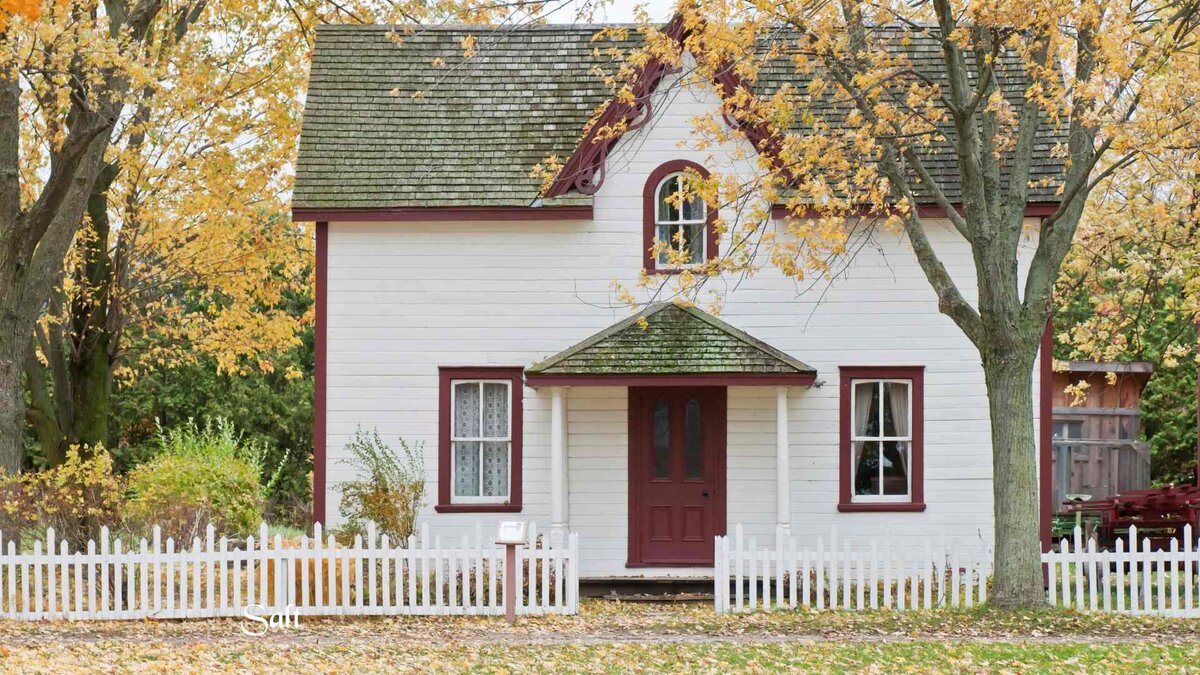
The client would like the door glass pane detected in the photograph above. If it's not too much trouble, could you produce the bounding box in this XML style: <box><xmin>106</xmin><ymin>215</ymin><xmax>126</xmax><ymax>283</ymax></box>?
<box><xmin>684</xmin><ymin>398</ymin><xmax>702</xmax><ymax>479</ymax></box>
<box><xmin>454</xmin><ymin>382</ymin><xmax>480</xmax><ymax>437</ymax></box>
<box><xmin>853</xmin><ymin>441</ymin><xmax>880</xmax><ymax>496</ymax></box>
<box><xmin>653</xmin><ymin>399</ymin><xmax>670</xmax><ymax>479</ymax></box>
<box><xmin>481</xmin><ymin>441</ymin><xmax>509</xmax><ymax>497</ymax></box>
<box><xmin>453</xmin><ymin>441</ymin><xmax>481</xmax><ymax>496</ymax></box>
<box><xmin>881</xmin><ymin>440</ymin><xmax>909</xmax><ymax>496</ymax></box>
<box><xmin>482</xmin><ymin>382</ymin><xmax>508</xmax><ymax>437</ymax></box>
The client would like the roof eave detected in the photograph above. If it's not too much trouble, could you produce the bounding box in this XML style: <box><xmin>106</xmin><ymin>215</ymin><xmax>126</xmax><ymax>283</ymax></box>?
<box><xmin>292</xmin><ymin>205</ymin><xmax>594</xmax><ymax>223</ymax></box>
<box><xmin>524</xmin><ymin>372</ymin><xmax>817</xmax><ymax>387</ymax></box>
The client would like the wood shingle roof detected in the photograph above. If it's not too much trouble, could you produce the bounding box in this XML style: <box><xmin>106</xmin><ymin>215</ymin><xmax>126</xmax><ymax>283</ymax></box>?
<box><xmin>294</xmin><ymin>23</ymin><xmax>1068</xmax><ymax>213</ymax></box>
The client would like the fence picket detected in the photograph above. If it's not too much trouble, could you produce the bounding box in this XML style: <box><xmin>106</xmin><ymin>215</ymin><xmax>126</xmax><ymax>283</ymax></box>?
<box><xmin>1155</xmin><ymin>545</ymin><xmax>1165</xmax><ymax>614</ymax></box>
<box><xmin>729</xmin><ymin>523</ymin><xmax>739</xmax><ymax>612</ymax></box>
<box><xmin>814</xmin><ymin>536</ymin><xmax>824</xmax><ymax>611</ymax></box>
<box><xmin>801</xmin><ymin>548</ymin><xmax>810</xmax><ymax>608</ymax></box>
<box><xmin>1185</xmin><ymin>525</ymin><xmax>1195</xmax><ymax>615</ymax></box>
<box><xmin>1141</xmin><ymin>534</ymin><xmax>1152</xmax><ymax>614</ymax></box>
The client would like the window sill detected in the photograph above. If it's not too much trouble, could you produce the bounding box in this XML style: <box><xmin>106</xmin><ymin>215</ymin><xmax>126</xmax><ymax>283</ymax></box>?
<box><xmin>434</xmin><ymin>503</ymin><xmax>522</xmax><ymax>514</ymax></box>
<box><xmin>837</xmin><ymin>502</ymin><xmax>926</xmax><ymax>513</ymax></box>
<box><xmin>644</xmin><ymin>266</ymin><xmax>689</xmax><ymax>276</ymax></box>
<box><xmin>643</xmin><ymin>260</ymin><xmax>716</xmax><ymax>276</ymax></box>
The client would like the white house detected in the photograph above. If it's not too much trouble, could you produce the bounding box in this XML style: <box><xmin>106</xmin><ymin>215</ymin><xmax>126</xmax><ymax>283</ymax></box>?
<box><xmin>293</xmin><ymin>21</ymin><xmax>1062</xmax><ymax>579</ymax></box>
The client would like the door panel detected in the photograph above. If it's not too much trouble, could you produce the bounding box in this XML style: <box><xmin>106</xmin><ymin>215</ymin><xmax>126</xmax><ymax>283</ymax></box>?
<box><xmin>628</xmin><ymin>387</ymin><xmax>726</xmax><ymax>566</ymax></box>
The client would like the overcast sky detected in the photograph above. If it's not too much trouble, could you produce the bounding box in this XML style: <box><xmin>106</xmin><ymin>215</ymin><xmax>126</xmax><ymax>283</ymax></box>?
<box><xmin>552</xmin><ymin>0</ymin><xmax>679</xmax><ymax>23</ymax></box>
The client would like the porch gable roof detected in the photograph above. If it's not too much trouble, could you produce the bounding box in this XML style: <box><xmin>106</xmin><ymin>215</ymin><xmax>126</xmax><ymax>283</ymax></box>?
<box><xmin>525</xmin><ymin>303</ymin><xmax>816</xmax><ymax>386</ymax></box>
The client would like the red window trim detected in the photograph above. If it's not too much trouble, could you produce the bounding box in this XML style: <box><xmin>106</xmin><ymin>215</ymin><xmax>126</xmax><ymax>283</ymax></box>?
<box><xmin>838</xmin><ymin>366</ymin><xmax>926</xmax><ymax>513</ymax></box>
<box><xmin>643</xmin><ymin>160</ymin><xmax>719</xmax><ymax>274</ymax></box>
<box><xmin>436</xmin><ymin>366</ymin><xmax>524</xmax><ymax>513</ymax></box>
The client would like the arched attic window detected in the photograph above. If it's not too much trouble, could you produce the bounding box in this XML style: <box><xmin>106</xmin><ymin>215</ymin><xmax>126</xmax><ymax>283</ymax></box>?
<box><xmin>643</xmin><ymin>160</ymin><xmax>718</xmax><ymax>272</ymax></box>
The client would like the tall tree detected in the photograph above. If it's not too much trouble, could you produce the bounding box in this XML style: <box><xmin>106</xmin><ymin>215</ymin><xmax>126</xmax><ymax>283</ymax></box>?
<box><xmin>9</xmin><ymin>0</ymin><xmax>583</xmax><ymax>470</ymax></box>
<box><xmin>594</xmin><ymin>1</ymin><xmax>1200</xmax><ymax>606</ymax></box>
<box><xmin>1057</xmin><ymin>159</ymin><xmax>1200</xmax><ymax>485</ymax></box>
<box><xmin>24</xmin><ymin>0</ymin><xmax>309</xmax><ymax>464</ymax></box>
<box><xmin>0</xmin><ymin>0</ymin><xmax>174</xmax><ymax>475</ymax></box>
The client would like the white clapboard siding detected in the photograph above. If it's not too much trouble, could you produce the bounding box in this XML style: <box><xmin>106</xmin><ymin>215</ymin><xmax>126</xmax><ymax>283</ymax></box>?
<box><xmin>0</xmin><ymin>523</ymin><xmax>579</xmax><ymax>621</ymax></box>
<box><xmin>714</xmin><ymin>525</ymin><xmax>992</xmax><ymax>613</ymax></box>
<box><xmin>1042</xmin><ymin>525</ymin><xmax>1199</xmax><ymax>618</ymax></box>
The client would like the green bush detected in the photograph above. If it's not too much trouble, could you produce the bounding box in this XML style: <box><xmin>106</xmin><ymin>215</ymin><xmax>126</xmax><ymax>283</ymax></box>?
<box><xmin>336</xmin><ymin>427</ymin><xmax>425</xmax><ymax>545</ymax></box>
<box><xmin>126</xmin><ymin>418</ymin><xmax>276</xmax><ymax>539</ymax></box>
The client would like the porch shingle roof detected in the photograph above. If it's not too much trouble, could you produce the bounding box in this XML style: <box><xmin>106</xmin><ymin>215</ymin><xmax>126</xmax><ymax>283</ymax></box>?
<box><xmin>525</xmin><ymin>303</ymin><xmax>816</xmax><ymax>378</ymax></box>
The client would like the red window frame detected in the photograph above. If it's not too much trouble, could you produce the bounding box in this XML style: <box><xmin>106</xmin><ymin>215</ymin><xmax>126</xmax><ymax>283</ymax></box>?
<box><xmin>838</xmin><ymin>366</ymin><xmax>926</xmax><ymax>512</ymax></box>
<box><xmin>435</xmin><ymin>366</ymin><xmax>524</xmax><ymax>513</ymax></box>
<box><xmin>643</xmin><ymin>160</ymin><xmax>719</xmax><ymax>273</ymax></box>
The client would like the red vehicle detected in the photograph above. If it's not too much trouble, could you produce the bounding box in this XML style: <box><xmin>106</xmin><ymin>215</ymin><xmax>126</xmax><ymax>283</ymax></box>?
<box><xmin>1062</xmin><ymin>484</ymin><xmax>1200</xmax><ymax>551</ymax></box>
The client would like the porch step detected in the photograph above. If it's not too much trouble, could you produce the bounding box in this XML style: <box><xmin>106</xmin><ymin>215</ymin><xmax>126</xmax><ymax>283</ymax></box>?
<box><xmin>581</xmin><ymin>577</ymin><xmax>713</xmax><ymax>601</ymax></box>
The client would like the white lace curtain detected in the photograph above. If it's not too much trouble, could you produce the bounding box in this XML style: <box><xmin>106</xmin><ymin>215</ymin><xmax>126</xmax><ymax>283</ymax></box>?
<box><xmin>453</xmin><ymin>381</ymin><xmax>510</xmax><ymax>498</ymax></box>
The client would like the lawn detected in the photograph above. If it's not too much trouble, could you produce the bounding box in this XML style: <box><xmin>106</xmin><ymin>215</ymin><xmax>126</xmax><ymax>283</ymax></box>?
<box><xmin>1</xmin><ymin>601</ymin><xmax>1197</xmax><ymax>673</ymax></box>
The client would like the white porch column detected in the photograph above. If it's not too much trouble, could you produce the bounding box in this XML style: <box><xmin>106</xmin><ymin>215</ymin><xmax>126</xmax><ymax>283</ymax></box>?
<box><xmin>775</xmin><ymin>386</ymin><xmax>791</xmax><ymax>537</ymax></box>
<box><xmin>550</xmin><ymin>386</ymin><xmax>569</xmax><ymax>544</ymax></box>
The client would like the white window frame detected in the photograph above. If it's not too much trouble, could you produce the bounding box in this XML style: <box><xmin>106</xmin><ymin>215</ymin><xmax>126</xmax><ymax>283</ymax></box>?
<box><xmin>654</xmin><ymin>171</ymin><xmax>707</xmax><ymax>266</ymax></box>
<box><xmin>449</xmin><ymin>379</ymin><xmax>513</xmax><ymax>504</ymax></box>
<box><xmin>849</xmin><ymin>378</ymin><xmax>913</xmax><ymax>503</ymax></box>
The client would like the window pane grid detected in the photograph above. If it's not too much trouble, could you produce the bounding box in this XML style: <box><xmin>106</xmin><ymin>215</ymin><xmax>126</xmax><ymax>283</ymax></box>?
<box><xmin>451</xmin><ymin>380</ymin><xmax>511</xmax><ymax>501</ymax></box>
<box><xmin>850</xmin><ymin>379</ymin><xmax>912</xmax><ymax>501</ymax></box>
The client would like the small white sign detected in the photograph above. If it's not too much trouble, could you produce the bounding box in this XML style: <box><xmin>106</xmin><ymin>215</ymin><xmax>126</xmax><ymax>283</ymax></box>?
<box><xmin>496</xmin><ymin>521</ymin><xmax>528</xmax><ymax>546</ymax></box>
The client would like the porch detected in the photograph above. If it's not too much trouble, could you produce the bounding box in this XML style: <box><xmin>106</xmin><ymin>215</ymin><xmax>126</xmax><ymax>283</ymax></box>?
<box><xmin>524</xmin><ymin>303</ymin><xmax>816</xmax><ymax>573</ymax></box>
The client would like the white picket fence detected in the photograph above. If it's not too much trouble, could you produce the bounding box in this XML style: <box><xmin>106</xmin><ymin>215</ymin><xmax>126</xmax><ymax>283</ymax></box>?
<box><xmin>0</xmin><ymin>522</ymin><xmax>579</xmax><ymax>621</ymax></box>
<box><xmin>1043</xmin><ymin>525</ymin><xmax>1199</xmax><ymax>617</ymax></box>
<box><xmin>714</xmin><ymin>525</ymin><xmax>992</xmax><ymax>613</ymax></box>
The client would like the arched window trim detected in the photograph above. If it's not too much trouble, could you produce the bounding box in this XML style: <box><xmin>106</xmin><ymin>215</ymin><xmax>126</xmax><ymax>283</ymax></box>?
<box><xmin>642</xmin><ymin>160</ymin><xmax>718</xmax><ymax>273</ymax></box>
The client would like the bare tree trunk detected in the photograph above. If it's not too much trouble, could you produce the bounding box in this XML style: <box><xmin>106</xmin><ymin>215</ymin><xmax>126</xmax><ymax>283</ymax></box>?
<box><xmin>982</xmin><ymin>348</ymin><xmax>1044</xmax><ymax>607</ymax></box>
<box><xmin>0</xmin><ymin>334</ymin><xmax>23</xmax><ymax>474</ymax></box>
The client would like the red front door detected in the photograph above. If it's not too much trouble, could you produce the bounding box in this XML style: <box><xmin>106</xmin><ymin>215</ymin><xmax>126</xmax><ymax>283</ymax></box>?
<box><xmin>628</xmin><ymin>387</ymin><xmax>726</xmax><ymax>566</ymax></box>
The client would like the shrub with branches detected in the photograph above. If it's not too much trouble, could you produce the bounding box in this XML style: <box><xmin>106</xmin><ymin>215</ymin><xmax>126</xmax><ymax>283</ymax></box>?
<box><xmin>337</xmin><ymin>427</ymin><xmax>425</xmax><ymax>545</ymax></box>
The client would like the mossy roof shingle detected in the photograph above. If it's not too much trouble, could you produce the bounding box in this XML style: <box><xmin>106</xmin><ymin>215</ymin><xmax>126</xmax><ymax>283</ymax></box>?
<box><xmin>525</xmin><ymin>303</ymin><xmax>816</xmax><ymax>376</ymax></box>
<box><xmin>295</xmin><ymin>23</ymin><xmax>1068</xmax><ymax>210</ymax></box>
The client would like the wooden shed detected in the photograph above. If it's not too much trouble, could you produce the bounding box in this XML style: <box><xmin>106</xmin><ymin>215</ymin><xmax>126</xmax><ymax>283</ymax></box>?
<box><xmin>1051</xmin><ymin>361</ymin><xmax>1154</xmax><ymax>514</ymax></box>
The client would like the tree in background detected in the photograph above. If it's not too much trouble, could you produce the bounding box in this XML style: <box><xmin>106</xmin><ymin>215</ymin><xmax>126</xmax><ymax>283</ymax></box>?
<box><xmin>9</xmin><ymin>0</ymin><xmax>587</xmax><ymax>476</ymax></box>
<box><xmin>111</xmin><ymin>288</ymin><xmax>314</xmax><ymax>526</ymax></box>
<box><xmin>23</xmin><ymin>0</ymin><xmax>310</xmax><ymax>466</ymax></box>
<box><xmin>591</xmin><ymin>1</ymin><xmax>1200</xmax><ymax>606</ymax></box>
<box><xmin>0</xmin><ymin>0</ymin><xmax>174</xmax><ymax>476</ymax></box>
<box><xmin>1057</xmin><ymin>161</ymin><xmax>1199</xmax><ymax>486</ymax></box>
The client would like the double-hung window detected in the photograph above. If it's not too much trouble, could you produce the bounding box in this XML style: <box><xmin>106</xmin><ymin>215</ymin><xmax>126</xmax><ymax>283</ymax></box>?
<box><xmin>850</xmin><ymin>379</ymin><xmax>912</xmax><ymax>500</ymax></box>
<box><xmin>437</xmin><ymin>367</ymin><xmax>523</xmax><ymax>512</ymax></box>
<box><xmin>839</xmin><ymin>366</ymin><xmax>925</xmax><ymax>511</ymax></box>
<box><xmin>452</xmin><ymin>380</ymin><xmax>511</xmax><ymax>501</ymax></box>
